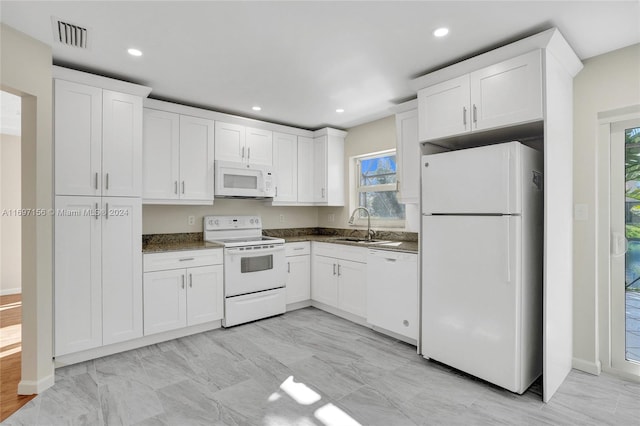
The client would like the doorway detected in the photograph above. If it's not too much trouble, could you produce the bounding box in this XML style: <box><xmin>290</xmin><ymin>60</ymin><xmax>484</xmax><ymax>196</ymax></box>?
<box><xmin>610</xmin><ymin>117</ymin><xmax>640</xmax><ymax>377</ymax></box>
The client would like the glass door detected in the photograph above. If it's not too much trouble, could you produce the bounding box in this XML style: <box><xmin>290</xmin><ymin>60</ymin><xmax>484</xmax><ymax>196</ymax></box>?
<box><xmin>611</xmin><ymin>118</ymin><xmax>640</xmax><ymax>375</ymax></box>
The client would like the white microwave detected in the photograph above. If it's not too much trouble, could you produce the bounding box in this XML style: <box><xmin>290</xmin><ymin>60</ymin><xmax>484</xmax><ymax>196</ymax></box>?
<box><xmin>214</xmin><ymin>160</ymin><xmax>275</xmax><ymax>198</ymax></box>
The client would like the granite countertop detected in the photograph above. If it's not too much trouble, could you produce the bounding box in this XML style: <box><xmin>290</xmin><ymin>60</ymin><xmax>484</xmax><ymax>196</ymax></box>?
<box><xmin>142</xmin><ymin>228</ymin><xmax>419</xmax><ymax>254</ymax></box>
<box><xmin>142</xmin><ymin>233</ymin><xmax>224</xmax><ymax>253</ymax></box>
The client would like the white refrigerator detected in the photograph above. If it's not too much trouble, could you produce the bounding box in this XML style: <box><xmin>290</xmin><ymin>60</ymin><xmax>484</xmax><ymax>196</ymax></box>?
<box><xmin>421</xmin><ymin>141</ymin><xmax>543</xmax><ymax>394</ymax></box>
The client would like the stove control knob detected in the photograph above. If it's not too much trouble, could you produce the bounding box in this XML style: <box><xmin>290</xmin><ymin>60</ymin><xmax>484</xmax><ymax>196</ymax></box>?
<box><xmin>214</xmin><ymin>219</ymin><xmax>219</xmax><ymax>226</ymax></box>
<box><xmin>250</xmin><ymin>218</ymin><xmax>255</xmax><ymax>224</ymax></box>
<box><xmin>255</xmin><ymin>218</ymin><xmax>260</xmax><ymax>224</ymax></box>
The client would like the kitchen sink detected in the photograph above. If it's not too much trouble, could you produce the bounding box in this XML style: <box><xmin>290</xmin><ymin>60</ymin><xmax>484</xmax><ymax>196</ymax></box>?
<box><xmin>333</xmin><ymin>237</ymin><xmax>388</xmax><ymax>244</ymax></box>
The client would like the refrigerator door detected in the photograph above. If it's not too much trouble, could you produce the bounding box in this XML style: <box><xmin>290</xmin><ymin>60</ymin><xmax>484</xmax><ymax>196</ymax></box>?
<box><xmin>421</xmin><ymin>214</ymin><xmax>525</xmax><ymax>393</ymax></box>
<box><xmin>421</xmin><ymin>142</ymin><xmax>521</xmax><ymax>215</ymax></box>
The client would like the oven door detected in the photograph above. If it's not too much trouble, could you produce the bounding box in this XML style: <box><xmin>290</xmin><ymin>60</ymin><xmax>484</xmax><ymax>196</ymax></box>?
<box><xmin>224</xmin><ymin>244</ymin><xmax>286</xmax><ymax>296</ymax></box>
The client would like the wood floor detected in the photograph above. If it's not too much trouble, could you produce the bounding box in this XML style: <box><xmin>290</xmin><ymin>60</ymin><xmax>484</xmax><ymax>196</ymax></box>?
<box><xmin>3</xmin><ymin>307</ymin><xmax>640</xmax><ymax>425</ymax></box>
<box><xmin>0</xmin><ymin>294</ymin><xmax>35</xmax><ymax>422</ymax></box>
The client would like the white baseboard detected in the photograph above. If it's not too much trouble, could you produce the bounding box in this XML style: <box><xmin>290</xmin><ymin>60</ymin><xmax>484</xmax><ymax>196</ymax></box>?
<box><xmin>286</xmin><ymin>300</ymin><xmax>312</xmax><ymax>312</ymax></box>
<box><xmin>0</xmin><ymin>287</ymin><xmax>21</xmax><ymax>296</ymax></box>
<box><xmin>572</xmin><ymin>357</ymin><xmax>602</xmax><ymax>375</ymax></box>
<box><xmin>17</xmin><ymin>373</ymin><xmax>54</xmax><ymax>395</ymax></box>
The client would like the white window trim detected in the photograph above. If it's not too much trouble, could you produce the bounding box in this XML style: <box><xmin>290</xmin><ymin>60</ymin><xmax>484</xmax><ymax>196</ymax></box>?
<box><xmin>349</xmin><ymin>149</ymin><xmax>406</xmax><ymax>229</ymax></box>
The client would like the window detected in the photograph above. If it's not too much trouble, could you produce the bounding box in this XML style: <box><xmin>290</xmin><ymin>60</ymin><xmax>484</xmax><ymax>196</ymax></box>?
<box><xmin>354</xmin><ymin>150</ymin><xmax>405</xmax><ymax>224</ymax></box>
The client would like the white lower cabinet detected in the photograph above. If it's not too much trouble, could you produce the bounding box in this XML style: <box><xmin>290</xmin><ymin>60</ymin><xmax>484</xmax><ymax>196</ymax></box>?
<box><xmin>143</xmin><ymin>250</ymin><xmax>223</xmax><ymax>336</ymax></box>
<box><xmin>285</xmin><ymin>242</ymin><xmax>311</xmax><ymax>305</ymax></box>
<box><xmin>54</xmin><ymin>196</ymin><xmax>142</xmax><ymax>356</ymax></box>
<box><xmin>311</xmin><ymin>242</ymin><xmax>367</xmax><ymax>318</ymax></box>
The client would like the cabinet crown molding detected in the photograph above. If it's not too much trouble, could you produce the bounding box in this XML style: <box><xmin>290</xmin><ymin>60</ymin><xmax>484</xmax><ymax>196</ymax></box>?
<box><xmin>410</xmin><ymin>27</ymin><xmax>583</xmax><ymax>91</ymax></box>
<box><xmin>313</xmin><ymin>127</ymin><xmax>348</xmax><ymax>138</ymax></box>
<box><xmin>53</xmin><ymin>66</ymin><xmax>152</xmax><ymax>97</ymax></box>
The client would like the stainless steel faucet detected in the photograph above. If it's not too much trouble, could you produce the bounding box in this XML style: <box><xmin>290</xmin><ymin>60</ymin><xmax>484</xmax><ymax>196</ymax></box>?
<box><xmin>348</xmin><ymin>207</ymin><xmax>373</xmax><ymax>241</ymax></box>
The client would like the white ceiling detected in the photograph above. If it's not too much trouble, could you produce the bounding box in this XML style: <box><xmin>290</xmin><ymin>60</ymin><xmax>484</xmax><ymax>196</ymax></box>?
<box><xmin>1</xmin><ymin>1</ymin><xmax>638</xmax><ymax>130</ymax></box>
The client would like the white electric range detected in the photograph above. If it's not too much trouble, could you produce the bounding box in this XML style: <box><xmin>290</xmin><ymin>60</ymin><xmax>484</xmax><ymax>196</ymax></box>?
<box><xmin>204</xmin><ymin>215</ymin><xmax>286</xmax><ymax>327</ymax></box>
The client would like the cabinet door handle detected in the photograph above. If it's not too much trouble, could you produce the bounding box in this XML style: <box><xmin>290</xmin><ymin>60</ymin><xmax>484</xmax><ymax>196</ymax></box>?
<box><xmin>338</xmin><ymin>264</ymin><xmax>341</xmax><ymax>277</ymax></box>
<box><xmin>293</xmin><ymin>247</ymin><xmax>304</xmax><ymax>251</ymax></box>
<box><xmin>181</xmin><ymin>181</ymin><xmax>185</xmax><ymax>194</ymax></box>
<box><xmin>287</xmin><ymin>261</ymin><xmax>291</xmax><ymax>273</ymax></box>
<box><xmin>463</xmin><ymin>106</ymin><xmax>467</xmax><ymax>126</ymax></box>
<box><xmin>174</xmin><ymin>181</ymin><xmax>178</xmax><ymax>194</ymax></box>
<box><xmin>95</xmin><ymin>172</ymin><xmax>99</xmax><ymax>190</ymax></box>
<box><xmin>333</xmin><ymin>263</ymin><xmax>336</xmax><ymax>276</ymax></box>
<box><xmin>181</xmin><ymin>275</ymin><xmax>185</xmax><ymax>289</ymax></box>
<box><xmin>189</xmin><ymin>273</ymin><xmax>193</xmax><ymax>288</ymax></box>
<box><xmin>275</xmin><ymin>187</ymin><xmax>278</xmax><ymax>197</ymax></box>
<box><xmin>322</xmin><ymin>188</ymin><xmax>325</xmax><ymax>198</ymax></box>
<box><xmin>473</xmin><ymin>104</ymin><xmax>477</xmax><ymax>124</ymax></box>
<box><xmin>105</xmin><ymin>173</ymin><xmax>110</xmax><ymax>190</ymax></box>
<box><xmin>247</xmin><ymin>147</ymin><xmax>251</xmax><ymax>160</ymax></box>
<box><xmin>179</xmin><ymin>257</ymin><xmax>195</xmax><ymax>262</ymax></box>
<box><xmin>95</xmin><ymin>202</ymin><xmax>99</xmax><ymax>220</ymax></box>
<box><xmin>105</xmin><ymin>202</ymin><xmax>109</xmax><ymax>219</ymax></box>
<box><xmin>242</xmin><ymin>146</ymin><xmax>245</xmax><ymax>159</ymax></box>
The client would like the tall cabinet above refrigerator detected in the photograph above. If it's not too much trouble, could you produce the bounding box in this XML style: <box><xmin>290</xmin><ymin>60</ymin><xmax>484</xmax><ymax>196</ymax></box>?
<box><xmin>421</xmin><ymin>141</ymin><xmax>543</xmax><ymax>394</ymax></box>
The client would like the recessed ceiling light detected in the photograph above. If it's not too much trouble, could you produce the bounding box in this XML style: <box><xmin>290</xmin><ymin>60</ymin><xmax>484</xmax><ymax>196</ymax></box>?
<box><xmin>252</xmin><ymin>106</ymin><xmax>262</xmax><ymax>111</ymax></box>
<box><xmin>433</xmin><ymin>27</ymin><xmax>449</xmax><ymax>38</ymax></box>
<box><xmin>336</xmin><ymin>108</ymin><xmax>345</xmax><ymax>113</ymax></box>
<box><xmin>128</xmin><ymin>48</ymin><xmax>142</xmax><ymax>57</ymax></box>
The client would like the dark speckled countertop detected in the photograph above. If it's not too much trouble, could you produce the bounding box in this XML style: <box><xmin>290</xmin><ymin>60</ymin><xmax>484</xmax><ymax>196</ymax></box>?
<box><xmin>143</xmin><ymin>228</ymin><xmax>418</xmax><ymax>254</ymax></box>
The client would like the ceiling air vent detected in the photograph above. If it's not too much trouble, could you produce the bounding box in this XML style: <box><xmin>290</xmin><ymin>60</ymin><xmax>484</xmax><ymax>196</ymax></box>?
<box><xmin>52</xmin><ymin>17</ymin><xmax>88</xmax><ymax>49</ymax></box>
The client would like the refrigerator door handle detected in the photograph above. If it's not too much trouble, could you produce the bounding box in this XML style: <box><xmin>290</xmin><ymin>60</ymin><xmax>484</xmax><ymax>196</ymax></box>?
<box><xmin>506</xmin><ymin>219</ymin><xmax>511</xmax><ymax>283</ymax></box>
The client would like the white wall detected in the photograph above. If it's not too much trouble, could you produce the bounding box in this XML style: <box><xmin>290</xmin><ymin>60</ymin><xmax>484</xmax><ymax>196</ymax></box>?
<box><xmin>1</xmin><ymin>23</ymin><xmax>54</xmax><ymax>394</ymax></box>
<box><xmin>573</xmin><ymin>43</ymin><xmax>640</xmax><ymax>371</ymax></box>
<box><xmin>317</xmin><ymin>115</ymin><xmax>420</xmax><ymax>231</ymax></box>
<box><xmin>142</xmin><ymin>201</ymin><xmax>319</xmax><ymax>234</ymax></box>
<box><xmin>0</xmin><ymin>133</ymin><xmax>21</xmax><ymax>295</ymax></box>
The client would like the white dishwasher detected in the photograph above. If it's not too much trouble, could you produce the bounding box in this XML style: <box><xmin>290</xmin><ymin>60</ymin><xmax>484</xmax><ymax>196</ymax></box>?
<box><xmin>366</xmin><ymin>249</ymin><xmax>418</xmax><ymax>342</ymax></box>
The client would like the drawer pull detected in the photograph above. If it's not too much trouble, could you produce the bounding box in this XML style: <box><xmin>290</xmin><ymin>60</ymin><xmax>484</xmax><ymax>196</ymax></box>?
<box><xmin>179</xmin><ymin>257</ymin><xmax>195</xmax><ymax>262</ymax></box>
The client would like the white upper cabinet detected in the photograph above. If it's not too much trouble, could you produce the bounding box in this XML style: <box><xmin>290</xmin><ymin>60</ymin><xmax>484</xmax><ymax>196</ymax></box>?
<box><xmin>313</xmin><ymin>129</ymin><xmax>345</xmax><ymax>206</ymax></box>
<box><xmin>179</xmin><ymin>115</ymin><xmax>215</xmax><ymax>201</ymax></box>
<box><xmin>418</xmin><ymin>75</ymin><xmax>470</xmax><ymax>141</ymax></box>
<box><xmin>215</xmin><ymin>122</ymin><xmax>272</xmax><ymax>166</ymax></box>
<box><xmin>102</xmin><ymin>90</ymin><xmax>143</xmax><ymax>197</ymax></box>
<box><xmin>54</xmin><ymin>80</ymin><xmax>103</xmax><ymax>196</ymax></box>
<box><xmin>55</xmin><ymin>79</ymin><xmax>143</xmax><ymax>197</ymax></box>
<box><xmin>297</xmin><ymin>136</ymin><xmax>315</xmax><ymax>203</ymax></box>
<box><xmin>272</xmin><ymin>132</ymin><xmax>298</xmax><ymax>203</ymax></box>
<box><xmin>214</xmin><ymin>122</ymin><xmax>245</xmax><ymax>163</ymax></box>
<box><xmin>142</xmin><ymin>108</ymin><xmax>214</xmax><ymax>204</ymax></box>
<box><xmin>245</xmin><ymin>127</ymin><xmax>273</xmax><ymax>166</ymax></box>
<box><xmin>395</xmin><ymin>106</ymin><xmax>420</xmax><ymax>204</ymax></box>
<box><xmin>418</xmin><ymin>50</ymin><xmax>543</xmax><ymax>142</ymax></box>
<box><xmin>142</xmin><ymin>109</ymin><xmax>180</xmax><ymax>200</ymax></box>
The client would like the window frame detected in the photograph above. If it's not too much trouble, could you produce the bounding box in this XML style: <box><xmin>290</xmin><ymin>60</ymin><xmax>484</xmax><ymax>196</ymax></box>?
<box><xmin>350</xmin><ymin>149</ymin><xmax>406</xmax><ymax>229</ymax></box>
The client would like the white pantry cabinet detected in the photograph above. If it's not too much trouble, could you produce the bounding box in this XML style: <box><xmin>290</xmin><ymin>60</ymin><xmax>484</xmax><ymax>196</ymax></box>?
<box><xmin>215</xmin><ymin>122</ymin><xmax>273</xmax><ymax>166</ymax></box>
<box><xmin>55</xmin><ymin>79</ymin><xmax>143</xmax><ymax>197</ymax></box>
<box><xmin>394</xmin><ymin>105</ymin><xmax>420</xmax><ymax>204</ymax></box>
<box><xmin>143</xmin><ymin>249</ymin><xmax>224</xmax><ymax>336</ymax></box>
<box><xmin>142</xmin><ymin>108</ymin><xmax>214</xmax><ymax>204</ymax></box>
<box><xmin>54</xmin><ymin>196</ymin><xmax>142</xmax><ymax>356</ymax></box>
<box><xmin>313</xmin><ymin>128</ymin><xmax>346</xmax><ymax>206</ymax></box>
<box><xmin>272</xmin><ymin>132</ymin><xmax>298</xmax><ymax>203</ymax></box>
<box><xmin>418</xmin><ymin>50</ymin><xmax>542</xmax><ymax>142</ymax></box>
<box><xmin>311</xmin><ymin>242</ymin><xmax>366</xmax><ymax>318</ymax></box>
<box><xmin>285</xmin><ymin>242</ymin><xmax>311</xmax><ymax>306</ymax></box>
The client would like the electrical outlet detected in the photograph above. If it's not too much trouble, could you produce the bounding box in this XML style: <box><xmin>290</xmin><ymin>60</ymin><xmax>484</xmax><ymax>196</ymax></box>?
<box><xmin>188</xmin><ymin>215</ymin><xmax>195</xmax><ymax>226</ymax></box>
<box><xmin>279</xmin><ymin>214</ymin><xmax>285</xmax><ymax>223</ymax></box>
<box><xmin>328</xmin><ymin>213</ymin><xmax>335</xmax><ymax>223</ymax></box>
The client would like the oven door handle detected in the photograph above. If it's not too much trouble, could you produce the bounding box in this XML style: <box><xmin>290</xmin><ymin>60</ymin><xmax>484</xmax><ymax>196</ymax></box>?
<box><xmin>225</xmin><ymin>246</ymin><xmax>285</xmax><ymax>256</ymax></box>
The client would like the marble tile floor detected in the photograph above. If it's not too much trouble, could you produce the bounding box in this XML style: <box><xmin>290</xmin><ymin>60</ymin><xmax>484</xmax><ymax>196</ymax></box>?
<box><xmin>3</xmin><ymin>307</ymin><xmax>640</xmax><ymax>426</ymax></box>
<box><xmin>626</xmin><ymin>291</ymin><xmax>640</xmax><ymax>361</ymax></box>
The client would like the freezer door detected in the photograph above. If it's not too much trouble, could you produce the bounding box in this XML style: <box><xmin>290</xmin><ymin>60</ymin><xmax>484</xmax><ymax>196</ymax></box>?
<box><xmin>421</xmin><ymin>215</ymin><xmax>530</xmax><ymax>393</ymax></box>
<box><xmin>421</xmin><ymin>142</ymin><xmax>521</xmax><ymax>214</ymax></box>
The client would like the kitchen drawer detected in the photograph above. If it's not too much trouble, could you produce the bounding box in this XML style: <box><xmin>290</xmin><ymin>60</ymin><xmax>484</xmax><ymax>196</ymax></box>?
<box><xmin>313</xmin><ymin>242</ymin><xmax>367</xmax><ymax>263</ymax></box>
<box><xmin>285</xmin><ymin>241</ymin><xmax>310</xmax><ymax>256</ymax></box>
<box><xmin>143</xmin><ymin>248</ymin><xmax>223</xmax><ymax>272</ymax></box>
